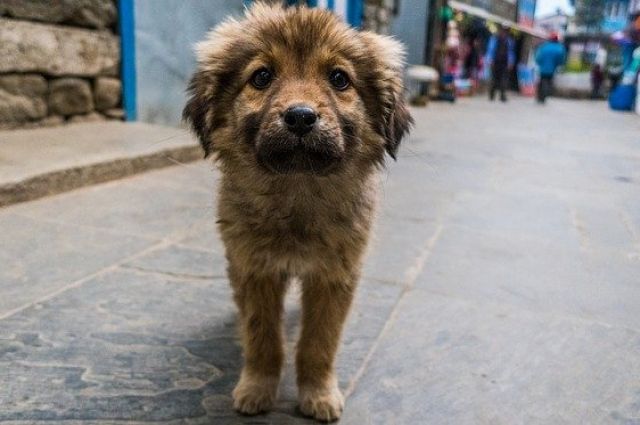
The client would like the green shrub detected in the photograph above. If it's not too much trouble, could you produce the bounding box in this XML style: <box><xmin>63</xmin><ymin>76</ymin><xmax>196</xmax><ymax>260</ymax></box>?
<box><xmin>564</xmin><ymin>59</ymin><xmax>592</xmax><ymax>73</ymax></box>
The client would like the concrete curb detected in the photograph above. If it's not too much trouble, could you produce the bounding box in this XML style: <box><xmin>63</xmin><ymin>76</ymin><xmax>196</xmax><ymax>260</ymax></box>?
<box><xmin>0</xmin><ymin>121</ymin><xmax>202</xmax><ymax>207</ymax></box>
<box><xmin>0</xmin><ymin>145</ymin><xmax>202</xmax><ymax>207</ymax></box>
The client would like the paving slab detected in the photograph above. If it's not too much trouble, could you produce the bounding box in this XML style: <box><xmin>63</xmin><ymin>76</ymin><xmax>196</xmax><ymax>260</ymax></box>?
<box><xmin>176</xmin><ymin>216</ymin><xmax>227</xmax><ymax>253</ymax></box>
<box><xmin>414</xmin><ymin>223</ymin><xmax>640</xmax><ymax>329</ymax></box>
<box><xmin>8</xmin><ymin>163</ymin><xmax>215</xmax><ymax>240</ymax></box>
<box><xmin>0</xmin><ymin>213</ymin><xmax>153</xmax><ymax>317</ymax></box>
<box><xmin>0</xmin><ymin>265</ymin><xmax>402</xmax><ymax>423</ymax></box>
<box><xmin>0</xmin><ymin>270</ymin><xmax>233</xmax><ymax>422</ymax></box>
<box><xmin>341</xmin><ymin>291</ymin><xmax>640</xmax><ymax>425</ymax></box>
<box><xmin>123</xmin><ymin>244</ymin><xmax>227</xmax><ymax>280</ymax></box>
<box><xmin>363</xmin><ymin>216</ymin><xmax>441</xmax><ymax>284</ymax></box>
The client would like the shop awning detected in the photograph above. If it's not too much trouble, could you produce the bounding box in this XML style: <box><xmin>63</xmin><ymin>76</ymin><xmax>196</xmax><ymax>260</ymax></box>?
<box><xmin>448</xmin><ymin>0</ymin><xmax>548</xmax><ymax>39</ymax></box>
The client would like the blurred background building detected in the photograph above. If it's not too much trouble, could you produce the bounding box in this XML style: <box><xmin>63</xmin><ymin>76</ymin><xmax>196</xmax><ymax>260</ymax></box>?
<box><xmin>1</xmin><ymin>0</ymin><xmax>638</xmax><ymax>131</ymax></box>
<box><xmin>535</xmin><ymin>8</ymin><xmax>569</xmax><ymax>36</ymax></box>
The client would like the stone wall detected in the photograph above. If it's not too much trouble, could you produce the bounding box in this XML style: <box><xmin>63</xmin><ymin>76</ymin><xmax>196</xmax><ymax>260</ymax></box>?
<box><xmin>0</xmin><ymin>0</ymin><xmax>123</xmax><ymax>129</ymax></box>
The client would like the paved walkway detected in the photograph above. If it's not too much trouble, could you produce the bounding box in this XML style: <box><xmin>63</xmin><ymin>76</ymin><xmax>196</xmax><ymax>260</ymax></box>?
<box><xmin>1</xmin><ymin>97</ymin><xmax>639</xmax><ymax>424</ymax></box>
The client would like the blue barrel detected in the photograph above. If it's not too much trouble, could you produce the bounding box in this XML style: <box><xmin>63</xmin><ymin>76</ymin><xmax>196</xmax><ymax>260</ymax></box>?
<box><xmin>609</xmin><ymin>84</ymin><xmax>637</xmax><ymax>111</ymax></box>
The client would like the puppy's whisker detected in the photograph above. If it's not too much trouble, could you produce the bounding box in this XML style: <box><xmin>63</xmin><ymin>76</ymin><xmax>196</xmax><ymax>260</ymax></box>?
<box><xmin>401</xmin><ymin>147</ymin><xmax>438</xmax><ymax>173</ymax></box>
<box><xmin>318</xmin><ymin>125</ymin><xmax>341</xmax><ymax>132</ymax></box>
<box><xmin>149</xmin><ymin>132</ymin><xmax>189</xmax><ymax>146</ymax></box>
<box><xmin>163</xmin><ymin>155</ymin><xmax>195</xmax><ymax>168</ymax></box>
<box><xmin>306</xmin><ymin>153</ymin><xmax>316</xmax><ymax>175</ymax></box>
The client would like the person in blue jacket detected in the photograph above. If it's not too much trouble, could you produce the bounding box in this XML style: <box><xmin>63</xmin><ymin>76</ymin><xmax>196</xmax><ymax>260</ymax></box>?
<box><xmin>535</xmin><ymin>33</ymin><xmax>566</xmax><ymax>103</ymax></box>
<box><xmin>486</xmin><ymin>25</ymin><xmax>516</xmax><ymax>102</ymax></box>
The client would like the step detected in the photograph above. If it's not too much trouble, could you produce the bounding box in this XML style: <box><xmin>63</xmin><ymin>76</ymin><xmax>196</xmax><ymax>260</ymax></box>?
<box><xmin>0</xmin><ymin>121</ymin><xmax>201</xmax><ymax>207</ymax></box>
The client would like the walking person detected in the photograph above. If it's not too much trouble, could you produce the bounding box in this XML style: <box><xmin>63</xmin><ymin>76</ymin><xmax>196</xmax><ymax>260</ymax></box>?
<box><xmin>486</xmin><ymin>25</ymin><xmax>515</xmax><ymax>102</ymax></box>
<box><xmin>535</xmin><ymin>33</ymin><xmax>566</xmax><ymax>104</ymax></box>
<box><xmin>463</xmin><ymin>38</ymin><xmax>483</xmax><ymax>93</ymax></box>
<box><xmin>590</xmin><ymin>63</ymin><xmax>604</xmax><ymax>99</ymax></box>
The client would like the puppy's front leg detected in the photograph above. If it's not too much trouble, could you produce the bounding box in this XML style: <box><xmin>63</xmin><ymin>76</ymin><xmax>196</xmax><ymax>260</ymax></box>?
<box><xmin>297</xmin><ymin>273</ymin><xmax>356</xmax><ymax>422</ymax></box>
<box><xmin>230</xmin><ymin>265</ymin><xmax>287</xmax><ymax>415</ymax></box>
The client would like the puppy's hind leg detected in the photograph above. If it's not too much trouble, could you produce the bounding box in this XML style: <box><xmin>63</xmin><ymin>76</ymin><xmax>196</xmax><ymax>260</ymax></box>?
<box><xmin>296</xmin><ymin>274</ymin><xmax>356</xmax><ymax>422</ymax></box>
<box><xmin>230</xmin><ymin>265</ymin><xmax>288</xmax><ymax>415</ymax></box>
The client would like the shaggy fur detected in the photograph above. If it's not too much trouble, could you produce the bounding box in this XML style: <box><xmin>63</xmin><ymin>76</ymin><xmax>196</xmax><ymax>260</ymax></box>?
<box><xmin>183</xmin><ymin>3</ymin><xmax>412</xmax><ymax>421</ymax></box>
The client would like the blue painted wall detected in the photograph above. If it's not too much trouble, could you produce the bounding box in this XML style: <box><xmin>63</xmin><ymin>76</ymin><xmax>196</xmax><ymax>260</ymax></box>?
<box><xmin>390</xmin><ymin>0</ymin><xmax>428</xmax><ymax>68</ymax></box>
<box><xmin>602</xmin><ymin>0</ymin><xmax>630</xmax><ymax>33</ymax></box>
<box><xmin>132</xmin><ymin>0</ymin><xmax>426</xmax><ymax>125</ymax></box>
<box><xmin>134</xmin><ymin>0</ymin><xmax>244</xmax><ymax>126</ymax></box>
<box><xmin>390</xmin><ymin>0</ymin><xmax>429</xmax><ymax>95</ymax></box>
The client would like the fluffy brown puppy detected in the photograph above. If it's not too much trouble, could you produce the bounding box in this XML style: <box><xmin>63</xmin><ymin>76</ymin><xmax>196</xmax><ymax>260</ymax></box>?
<box><xmin>183</xmin><ymin>3</ymin><xmax>412</xmax><ymax>421</ymax></box>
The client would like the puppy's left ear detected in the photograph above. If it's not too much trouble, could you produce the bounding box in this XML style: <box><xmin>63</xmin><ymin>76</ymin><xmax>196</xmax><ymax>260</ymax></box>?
<box><xmin>384</xmin><ymin>91</ymin><xmax>412</xmax><ymax>160</ymax></box>
<box><xmin>360</xmin><ymin>32</ymin><xmax>414</xmax><ymax>159</ymax></box>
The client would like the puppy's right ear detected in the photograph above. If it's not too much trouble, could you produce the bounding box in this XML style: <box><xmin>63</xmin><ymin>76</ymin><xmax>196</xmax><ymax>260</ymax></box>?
<box><xmin>183</xmin><ymin>3</ymin><xmax>284</xmax><ymax>156</ymax></box>
<box><xmin>183</xmin><ymin>70</ymin><xmax>216</xmax><ymax>157</ymax></box>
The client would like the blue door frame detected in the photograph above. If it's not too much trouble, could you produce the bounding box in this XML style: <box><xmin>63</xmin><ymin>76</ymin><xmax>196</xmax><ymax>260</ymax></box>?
<box><xmin>247</xmin><ymin>0</ymin><xmax>363</xmax><ymax>27</ymax></box>
<box><xmin>118</xmin><ymin>0</ymin><xmax>137</xmax><ymax>121</ymax></box>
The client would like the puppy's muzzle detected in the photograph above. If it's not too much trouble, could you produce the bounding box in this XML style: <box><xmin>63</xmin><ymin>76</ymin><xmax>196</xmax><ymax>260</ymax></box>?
<box><xmin>256</xmin><ymin>105</ymin><xmax>342</xmax><ymax>175</ymax></box>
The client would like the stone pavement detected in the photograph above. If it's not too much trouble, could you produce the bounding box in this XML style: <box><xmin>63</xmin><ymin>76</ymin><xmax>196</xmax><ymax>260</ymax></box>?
<box><xmin>1</xmin><ymin>97</ymin><xmax>639</xmax><ymax>424</ymax></box>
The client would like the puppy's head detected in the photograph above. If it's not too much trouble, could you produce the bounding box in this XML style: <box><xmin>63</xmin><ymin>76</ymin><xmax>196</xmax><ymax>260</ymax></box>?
<box><xmin>183</xmin><ymin>2</ymin><xmax>412</xmax><ymax>176</ymax></box>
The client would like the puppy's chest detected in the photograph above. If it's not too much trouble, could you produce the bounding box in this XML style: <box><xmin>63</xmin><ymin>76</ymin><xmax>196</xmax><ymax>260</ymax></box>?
<box><xmin>223</xmin><ymin>188</ymin><xmax>372</xmax><ymax>249</ymax></box>
<box><xmin>218</xmin><ymin>175</ymin><xmax>379</xmax><ymax>271</ymax></box>
<box><xmin>250</xmin><ymin>198</ymin><xmax>356</xmax><ymax>242</ymax></box>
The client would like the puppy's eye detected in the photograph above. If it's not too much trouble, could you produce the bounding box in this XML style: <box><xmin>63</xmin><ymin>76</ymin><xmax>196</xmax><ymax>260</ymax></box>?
<box><xmin>250</xmin><ymin>68</ymin><xmax>273</xmax><ymax>89</ymax></box>
<box><xmin>329</xmin><ymin>69</ymin><xmax>350</xmax><ymax>90</ymax></box>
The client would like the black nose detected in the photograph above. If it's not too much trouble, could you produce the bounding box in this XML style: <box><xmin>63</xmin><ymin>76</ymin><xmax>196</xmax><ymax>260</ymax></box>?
<box><xmin>283</xmin><ymin>106</ymin><xmax>317</xmax><ymax>136</ymax></box>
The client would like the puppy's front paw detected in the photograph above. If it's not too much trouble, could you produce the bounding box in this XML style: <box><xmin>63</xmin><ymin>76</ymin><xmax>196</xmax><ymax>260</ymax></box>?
<box><xmin>299</xmin><ymin>381</ymin><xmax>345</xmax><ymax>422</ymax></box>
<box><xmin>232</xmin><ymin>371</ymin><xmax>279</xmax><ymax>415</ymax></box>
